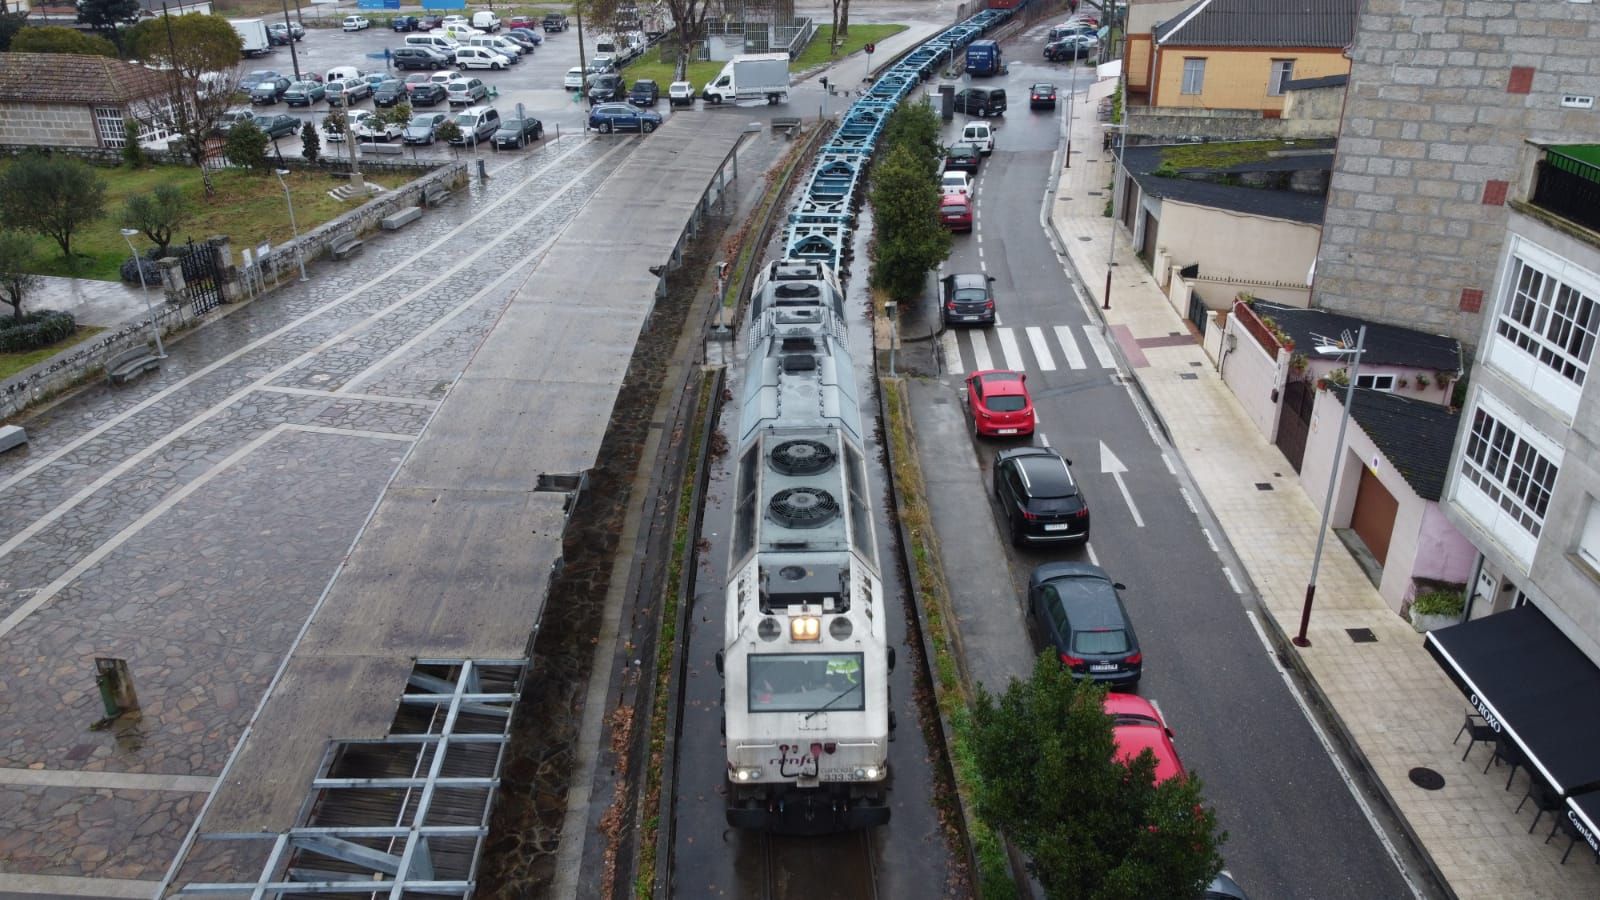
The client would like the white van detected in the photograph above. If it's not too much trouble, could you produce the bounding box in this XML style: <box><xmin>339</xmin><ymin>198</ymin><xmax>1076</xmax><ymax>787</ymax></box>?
<box><xmin>441</xmin><ymin>23</ymin><xmax>483</xmax><ymax>41</ymax></box>
<box><xmin>404</xmin><ymin>33</ymin><xmax>458</xmax><ymax>53</ymax></box>
<box><xmin>454</xmin><ymin>46</ymin><xmax>510</xmax><ymax>70</ymax></box>
<box><xmin>467</xmin><ymin>34</ymin><xmax>521</xmax><ymax>61</ymax></box>
<box><xmin>324</xmin><ymin>65</ymin><xmax>361</xmax><ymax>85</ymax></box>
<box><xmin>961</xmin><ymin>121</ymin><xmax>994</xmax><ymax>156</ymax></box>
<box><xmin>471</xmin><ymin>11</ymin><xmax>501</xmax><ymax>32</ymax></box>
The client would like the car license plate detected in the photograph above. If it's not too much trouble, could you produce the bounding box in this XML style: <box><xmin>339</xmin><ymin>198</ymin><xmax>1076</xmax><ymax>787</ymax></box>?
<box><xmin>1043</xmin><ymin>523</ymin><xmax>1070</xmax><ymax>532</ymax></box>
<box><xmin>963</xmin><ymin>315</ymin><xmax>980</xmax><ymax>321</ymax></box>
<box><xmin>997</xmin><ymin>428</ymin><xmax>1018</xmax><ymax>435</ymax></box>
<box><xmin>1091</xmin><ymin>663</ymin><xmax>1117</xmax><ymax>672</ymax></box>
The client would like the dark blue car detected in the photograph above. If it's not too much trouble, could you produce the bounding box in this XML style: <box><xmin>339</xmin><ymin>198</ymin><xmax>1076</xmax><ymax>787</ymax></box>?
<box><xmin>587</xmin><ymin>102</ymin><xmax>661</xmax><ymax>134</ymax></box>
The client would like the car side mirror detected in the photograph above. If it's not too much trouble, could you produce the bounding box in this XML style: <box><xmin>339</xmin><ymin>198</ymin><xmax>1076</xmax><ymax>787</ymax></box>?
<box><xmin>987</xmin><ymin>275</ymin><xmax>996</xmax><ymax>282</ymax></box>
<box><xmin>714</xmin><ymin>650</ymin><xmax>724</xmax><ymax>675</ymax></box>
<box><xmin>1065</xmin><ymin>458</ymin><xmax>1073</xmax><ymax>466</ymax></box>
<box><xmin>887</xmin><ymin>647</ymin><xmax>896</xmax><ymax>674</ymax></box>
<box><xmin>1113</xmin><ymin>582</ymin><xmax>1127</xmax><ymax>591</ymax></box>
<box><xmin>1020</xmin><ymin>373</ymin><xmax>1026</xmax><ymax>383</ymax></box>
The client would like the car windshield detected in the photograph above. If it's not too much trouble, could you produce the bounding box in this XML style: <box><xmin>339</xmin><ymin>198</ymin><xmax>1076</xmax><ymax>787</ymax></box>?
<box><xmin>940</xmin><ymin>204</ymin><xmax>967</xmax><ymax>215</ymax></box>
<box><xmin>1033</xmin><ymin>84</ymin><xmax>1054</xmax><ymax>92</ymax></box>
<box><xmin>747</xmin><ymin>653</ymin><xmax>865</xmax><ymax>713</ymax></box>
<box><xmin>290</xmin><ymin>82</ymin><xmax>313</xmax><ymax>90</ymax></box>
<box><xmin>988</xmin><ymin>395</ymin><xmax>1027</xmax><ymax>412</ymax></box>
<box><xmin>953</xmin><ymin>288</ymin><xmax>988</xmax><ymax>302</ymax></box>
<box><xmin>1074</xmin><ymin>629</ymin><xmax>1130</xmax><ymax>654</ymax></box>
<box><xmin>498</xmin><ymin>120</ymin><xmax>523</xmax><ymax>131</ymax></box>
<box><xmin>455</xmin><ymin>114</ymin><xmax>475</xmax><ymax>125</ymax></box>
<box><xmin>409</xmin><ymin>115</ymin><xmax>435</xmax><ymax>126</ymax></box>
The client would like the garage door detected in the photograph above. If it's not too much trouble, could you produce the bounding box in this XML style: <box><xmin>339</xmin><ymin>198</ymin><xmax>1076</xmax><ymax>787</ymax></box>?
<box><xmin>1351</xmin><ymin>467</ymin><xmax>1398</xmax><ymax>567</ymax></box>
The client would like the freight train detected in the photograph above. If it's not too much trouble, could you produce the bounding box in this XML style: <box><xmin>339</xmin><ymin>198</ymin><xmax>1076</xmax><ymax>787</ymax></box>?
<box><xmin>717</xmin><ymin>4</ymin><xmax>1020</xmax><ymax>835</ymax></box>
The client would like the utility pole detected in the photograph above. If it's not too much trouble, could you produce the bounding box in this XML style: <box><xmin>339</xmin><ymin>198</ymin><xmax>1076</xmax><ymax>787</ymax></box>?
<box><xmin>279</xmin><ymin>0</ymin><xmax>301</xmax><ymax>81</ymax></box>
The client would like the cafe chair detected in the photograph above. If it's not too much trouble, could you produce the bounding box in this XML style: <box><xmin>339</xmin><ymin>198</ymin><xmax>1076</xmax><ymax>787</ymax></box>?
<box><xmin>1546</xmin><ymin>813</ymin><xmax>1598</xmax><ymax>865</ymax></box>
<box><xmin>1486</xmin><ymin>734</ymin><xmax>1524</xmax><ymax>790</ymax></box>
<box><xmin>1454</xmin><ymin>711</ymin><xmax>1497</xmax><ymax>762</ymax></box>
<box><xmin>1516</xmin><ymin>778</ymin><xmax>1563</xmax><ymax>836</ymax></box>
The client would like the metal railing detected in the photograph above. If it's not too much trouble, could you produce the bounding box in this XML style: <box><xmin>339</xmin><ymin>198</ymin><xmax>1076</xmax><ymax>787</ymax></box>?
<box><xmin>1532</xmin><ymin>148</ymin><xmax>1600</xmax><ymax>234</ymax></box>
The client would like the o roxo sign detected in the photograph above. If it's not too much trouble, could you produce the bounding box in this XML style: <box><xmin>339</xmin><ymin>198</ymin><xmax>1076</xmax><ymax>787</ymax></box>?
<box><xmin>1469</xmin><ymin>693</ymin><xmax>1501</xmax><ymax>732</ymax></box>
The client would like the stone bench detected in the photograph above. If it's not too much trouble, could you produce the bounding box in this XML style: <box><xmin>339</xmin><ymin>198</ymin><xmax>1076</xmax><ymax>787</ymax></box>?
<box><xmin>422</xmin><ymin>184</ymin><xmax>452</xmax><ymax>207</ymax></box>
<box><xmin>330</xmin><ymin>233</ymin><xmax>364</xmax><ymax>260</ymax></box>
<box><xmin>382</xmin><ymin>206</ymin><xmax>423</xmax><ymax>231</ymax></box>
<box><xmin>0</xmin><ymin>424</ymin><xmax>27</xmax><ymax>454</ymax></box>
<box><xmin>771</xmin><ymin>116</ymin><xmax>802</xmax><ymax>136</ymax></box>
<box><xmin>106</xmin><ymin>346</ymin><xmax>161</xmax><ymax>385</ymax></box>
<box><xmin>366</xmin><ymin>142</ymin><xmax>405</xmax><ymax>155</ymax></box>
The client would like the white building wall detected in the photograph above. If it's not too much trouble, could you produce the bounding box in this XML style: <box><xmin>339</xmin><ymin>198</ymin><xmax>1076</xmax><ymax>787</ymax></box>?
<box><xmin>1219</xmin><ymin>314</ymin><xmax>1286</xmax><ymax>441</ymax></box>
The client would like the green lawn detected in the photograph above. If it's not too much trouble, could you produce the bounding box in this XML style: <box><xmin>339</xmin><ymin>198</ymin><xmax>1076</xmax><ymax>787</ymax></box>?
<box><xmin>0</xmin><ymin>325</ymin><xmax>103</xmax><ymax>381</ymax></box>
<box><xmin>791</xmin><ymin>24</ymin><xmax>908</xmax><ymax>72</ymax></box>
<box><xmin>0</xmin><ymin>162</ymin><xmax>361</xmax><ymax>282</ymax></box>
<box><xmin>623</xmin><ymin>56</ymin><xmax>723</xmax><ymax>94</ymax></box>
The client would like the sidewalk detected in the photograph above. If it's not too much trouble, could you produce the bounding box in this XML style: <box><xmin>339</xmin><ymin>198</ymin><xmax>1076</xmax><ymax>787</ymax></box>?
<box><xmin>29</xmin><ymin>274</ymin><xmax>161</xmax><ymax>328</ymax></box>
<box><xmin>1047</xmin><ymin>79</ymin><xmax>1599</xmax><ymax>898</ymax></box>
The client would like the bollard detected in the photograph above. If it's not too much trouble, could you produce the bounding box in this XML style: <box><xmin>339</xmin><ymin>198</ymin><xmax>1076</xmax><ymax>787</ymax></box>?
<box><xmin>94</xmin><ymin>657</ymin><xmax>139</xmax><ymax>718</ymax></box>
<box><xmin>477</xmin><ymin>158</ymin><xmax>487</xmax><ymax>180</ymax></box>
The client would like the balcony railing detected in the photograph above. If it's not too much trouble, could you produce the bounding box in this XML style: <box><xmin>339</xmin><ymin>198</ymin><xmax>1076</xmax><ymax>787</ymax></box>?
<box><xmin>1532</xmin><ymin>147</ymin><xmax>1600</xmax><ymax>234</ymax></box>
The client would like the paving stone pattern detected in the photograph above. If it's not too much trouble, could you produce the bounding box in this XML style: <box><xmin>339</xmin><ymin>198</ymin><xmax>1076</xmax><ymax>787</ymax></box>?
<box><xmin>0</xmin><ymin>137</ymin><xmax>628</xmax><ymax>886</ymax></box>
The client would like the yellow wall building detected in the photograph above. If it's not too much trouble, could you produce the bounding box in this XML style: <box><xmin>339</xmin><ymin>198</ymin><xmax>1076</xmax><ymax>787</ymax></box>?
<box><xmin>1150</xmin><ymin>46</ymin><xmax>1350</xmax><ymax>112</ymax></box>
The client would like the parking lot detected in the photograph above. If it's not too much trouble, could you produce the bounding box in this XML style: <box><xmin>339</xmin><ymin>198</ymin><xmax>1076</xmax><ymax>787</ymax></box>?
<box><xmin>235</xmin><ymin>20</ymin><xmax>683</xmax><ymax>160</ymax></box>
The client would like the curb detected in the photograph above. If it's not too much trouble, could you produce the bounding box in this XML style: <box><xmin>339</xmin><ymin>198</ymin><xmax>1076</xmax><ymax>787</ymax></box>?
<box><xmin>1042</xmin><ymin>152</ymin><xmax>1449</xmax><ymax>900</ymax></box>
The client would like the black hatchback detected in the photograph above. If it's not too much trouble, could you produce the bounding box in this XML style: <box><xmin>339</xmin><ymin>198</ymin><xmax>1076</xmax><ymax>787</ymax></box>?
<box><xmin>954</xmin><ymin>87</ymin><xmax>1006</xmax><ymax>117</ymax></box>
<box><xmin>993</xmin><ymin>446</ymin><xmax>1089</xmax><ymax>545</ymax></box>
<box><xmin>945</xmin><ymin>143</ymin><xmax>981</xmax><ymax>173</ymax></box>
<box><xmin>1028</xmin><ymin>562</ymin><xmax>1141</xmax><ymax>688</ymax></box>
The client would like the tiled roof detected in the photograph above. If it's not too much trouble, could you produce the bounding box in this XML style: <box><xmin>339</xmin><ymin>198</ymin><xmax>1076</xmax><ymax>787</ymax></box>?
<box><xmin>0</xmin><ymin>53</ymin><xmax>172</xmax><ymax>105</ymax></box>
<box><xmin>1253</xmin><ymin>301</ymin><xmax>1463</xmax><ymax>372</ymax></box>
<box><xmin>1121</xmin><ymin>143</ymin><xmax>1329</xmax><ymax>225</ymax></box>
<box><xmin>1283</xmin><ymin>73</ymin><xmax>1349</xmax><ymax>91</ymax></box>
<box><xmin>1154</xmin><ymin>0</ymin><xmax>1361</xmax><ymax>48</ymax></box>
<box><xmin>1334</xmin><ymin>388</ymin><xmax>1460</xmax><ymax>502</ymax></box>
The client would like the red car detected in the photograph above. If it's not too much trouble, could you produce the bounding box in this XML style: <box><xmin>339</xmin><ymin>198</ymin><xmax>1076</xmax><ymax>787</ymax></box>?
<box><xmin>965</xmin><ymin>370</ymin><xmax>1035</xmax><ymax>437</ymax></box>
<box><xmin>940</xmin><ymin>192</ymin><xmax>973</xmax><ymax>232</ymax></box>
<box><xmin>1104</xmin><ymin>694</ymin><xmax>1185</xmax><ymax>785</ymax></box>
<box><xmin>507</xmin><ymin>15</ymin><xmax>537</xmax><ymax>30</ymax></box>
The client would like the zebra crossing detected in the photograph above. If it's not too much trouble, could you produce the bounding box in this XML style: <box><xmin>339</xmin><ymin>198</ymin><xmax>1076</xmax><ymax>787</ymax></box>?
<box><xmin>941</xmin><ymin>323</ymin><xmax>1119</xmax><ymax>375</ymax></box>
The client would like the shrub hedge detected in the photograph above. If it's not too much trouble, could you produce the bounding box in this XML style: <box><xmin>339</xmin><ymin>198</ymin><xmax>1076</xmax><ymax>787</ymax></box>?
<box><xmin>0</xmin><ymin>310</ymin><xmax>77</xmax><ymax>352</ymax></box>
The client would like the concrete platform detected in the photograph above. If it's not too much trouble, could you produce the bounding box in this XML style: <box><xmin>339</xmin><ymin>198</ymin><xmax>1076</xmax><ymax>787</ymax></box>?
<box><xmin>176</xmin><ymin>114</ymin><xmax>752</xmax><ymax>854</ymax></box>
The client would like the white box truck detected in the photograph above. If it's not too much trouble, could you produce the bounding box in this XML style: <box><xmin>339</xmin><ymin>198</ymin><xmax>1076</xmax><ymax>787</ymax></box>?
<box><xmin>701</xmin><ymin>52</ymin><xmax>790</xmax><ymax>105</ymax></box>
<box><xmin>232</xmin><ymin>18</ymin><xmax>270</xmax><ymax>58</ymax></box>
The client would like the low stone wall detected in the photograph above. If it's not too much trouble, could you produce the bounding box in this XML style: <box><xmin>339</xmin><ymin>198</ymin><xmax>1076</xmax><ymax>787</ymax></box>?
<box><xmin>0</xmin><ymin>142</ymin><xmax>445</xmax><ymax>178</ymax></box>
<box><xmin>0</xmin><ymin>304</ymin><xmax>190</xmax><ymax>421</ymax></box>
<box><xmin>1126</xmin><ymin>106</ymin><xmax>1341</xmax><ymax>143</ymax></box>
<box><xmin>250</xmin><ymin>161</ymin><xmax>469</xmax><ymax>289</ymax></box>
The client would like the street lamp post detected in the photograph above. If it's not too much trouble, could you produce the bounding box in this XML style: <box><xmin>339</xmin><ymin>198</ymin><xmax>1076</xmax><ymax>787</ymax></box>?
<box><xmin>279</xmin><ymin>0</ymin><xmax>302</xmax><ymax>81</ymax></box>
<box><xmin>119</xmin><ymin>228</ymin><xmax>166</xmax><ymax>359</ymax></box>
<box><xmin>1064</xmin><ymin>63</ymin><xmax>1076</xmax><ymax>168</ymax></box>
<box><xmin>274</xmin><ymin>169</ymin><xmax>308</xmax><ymax>282</ymax></box>
<box><xmin>1292</xmin><ymin>325</ymin><xmax>1368</xmax><ymax>648</ymax></box>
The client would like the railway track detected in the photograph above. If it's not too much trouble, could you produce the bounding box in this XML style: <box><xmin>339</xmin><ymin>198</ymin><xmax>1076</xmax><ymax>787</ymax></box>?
<box><xmin>761</xmin><ymin>831</ymin><xmax>880</xmax><ymax>900</ymax></box>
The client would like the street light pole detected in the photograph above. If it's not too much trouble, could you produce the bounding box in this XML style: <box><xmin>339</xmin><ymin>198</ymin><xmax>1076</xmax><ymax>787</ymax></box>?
<box><xmin>1064</xmin><ymin>63</ymin><xmax>1076</xmax><ymax>168</ymax></box>
<box><xmin>274</xmin><ymin>169</ymin><xmax>308</xmax><ymax>282</ymax></box>
<box><xmin>279</xmin><ymin>0</ymin><xmax>301</xmax><ymax>81</ymax></box>
<box><xmin>119</xmin><ymin>228</ymin><xmax>166</xmax><ymax>359</ymax></box>
<box><xmin>1293</xmin><ymin>325</ymin><xmax>1368</xmax><ymax>648</ymax></box>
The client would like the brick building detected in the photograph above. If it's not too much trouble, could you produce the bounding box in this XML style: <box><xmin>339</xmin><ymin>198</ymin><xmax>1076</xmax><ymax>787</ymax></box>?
<box><xmin>1311</xmin><ymin>0</ymin><xmax>1600</xmax><ymax>348</ymax></box>
<box><xmin>0</xmin><ymin>52</ymin><xmax>175</xmax><ymax>149</ymax></box>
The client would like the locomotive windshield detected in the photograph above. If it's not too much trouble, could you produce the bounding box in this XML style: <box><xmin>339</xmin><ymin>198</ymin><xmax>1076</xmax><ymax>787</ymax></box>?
<box><xmin>747</xmin><ymin>653</ymin><xmax>865</xmax><ymax>713</ymax></box>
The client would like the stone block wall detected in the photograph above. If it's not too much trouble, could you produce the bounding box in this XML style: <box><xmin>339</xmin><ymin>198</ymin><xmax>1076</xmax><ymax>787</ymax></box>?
<box><xmin>1311</xmin><ymin>0</ymin><xmax>1600</xmax><ymax>348</ymax></box>
<box><xmin>0</xmin><ymin>102</ymin><xmax>100</xmax><ymax>148</ymax></box>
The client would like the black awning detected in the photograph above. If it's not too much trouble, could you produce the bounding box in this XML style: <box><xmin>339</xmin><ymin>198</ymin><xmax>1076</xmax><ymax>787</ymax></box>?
<box><xmin>1570</xmin><ymin>793</ymin><xmax>1600</xmax><ymax>857</ymax></box>
<box><xmin>1425</xmin><ymin>604</ymin><xmax>1600</xmax><ymax>796</ymax></box>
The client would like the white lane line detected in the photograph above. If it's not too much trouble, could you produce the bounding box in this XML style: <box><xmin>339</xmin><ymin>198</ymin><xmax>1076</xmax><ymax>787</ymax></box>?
<box><xmin>0</xmin><ymin>137</ymin><xmax>599</xmax><ymax>498</ymax></box>
<box><xmin>1038</xmin><ymin>431</ymin><xmax>1051</xmax><ymax>448</ymax></box>
<box><xmin>255</xmin><ymin>386</ymin><xmax>438</xmax><ymax>407</ymax></box>
<box><xmin>1161</xmin><ymin>452</ymin><xmax>1176</xmax><ymax>475</ymax></box>
<box><xmin>0</xmin><ymin>875</ymin><xmax>163</xmax><ymax>899</ymax></box>
<box><xmin>1222</xmin><ymin>566</ymin><xmax>1242</xmax><ymax>594</ymax></box>
<box><xmin>996</xmin><ymin>327</ymin><xmax>1026</xmax><ymax>372</ymax></box>
<box><xmin>1179</xmin><ymin>486</ymin><xmax>1198</xmax><ymax>516</ymax></box>
<box><xmin>1086</xmin><ymin>542</ymin><xmax>1099</xmax><ymax>566</ymax></box>
<box><xmin>1025</xmin><ymin>326</ymin><xmax>1056</xmax><ymax>371</ymax></box>
<box><xmin>0</xmin><ymin>141</ymin><xmax>628</xmax><ymax>566</ymax></box>
<box><xmin>0</xmin><ymin>423</ymin><xmax>411</xmax><ymax>641</ymax></box>
<box><xmin>1243</xmin><ymin>610</ymin><xmax>1425</xmax><ymax>899</ymax></box>
<box><xmin>969</xmin><ymin>331</ymin><xmax>995</xmax><ymax>372</ymax></box>
<box><xmin>940</xmin><ymin>331</ymin><xmax>964</xmax><ymax>375</ymax></box>
<box><xmin>976</xmin><ymin>233</ymin><xmax>983</xmax><ymax>244</ymax></box>
<box><xmin>1202</xmin><ymin>528</ymin><xmax>1219</xmax><ymax>553</ymax></box>
<box><xmin>1083</xmin><ymin>326</ymin><xmax>1117</xmax><ymax>369</ymax></box>
<box><xmin>1053</xmin><ymin>325</ymin><xmax>1086</xmax><ymax>369</ymax></box>
<box><xmin>0</xmin><ymin>767</ymin><xmax>216</xmax><ymax>792</ymax></box>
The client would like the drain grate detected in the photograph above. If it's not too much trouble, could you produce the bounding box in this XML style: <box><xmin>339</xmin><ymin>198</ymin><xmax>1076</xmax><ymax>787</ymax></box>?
<box><xmin>1409</xmin><ymin>767</ymin><xmax>1446</xmax><ymax>790</ymax></box>
<box><xmin>1079</xmin><ymin>236</ymin><xmax>1094</xmax><ymax>242</ymax></box>
<box><xmin>1180</xmin><ymin>373</ymin><xmax>1198</xmax><ymax>380</ymax></box>
<box><xmin>1255</xmin><ymin>482</ymin><xmax>1274</xmax><ymax>491</ymax></box>
<box><xmin>1346</xmin><ymin>627</ymin><xmax>1378</xmax><ymax>643</ymax></box>
<box><xmin>1190</xmin><ymin>361</ymin><xmax>1203</xmax><ymax>366</ymax></box>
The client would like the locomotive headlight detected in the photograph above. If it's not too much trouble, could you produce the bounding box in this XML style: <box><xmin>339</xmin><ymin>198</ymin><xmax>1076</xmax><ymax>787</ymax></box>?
<box><xmin>860</xmin><ymin>766</ymin><xmax>881</xmax><ymax>780</ymax></box>
<box><xmin>733</xmin><ymin>766</ymin><xmax>763</xmax><ymax>782</ymax></box>
<box><xmin>790</xmin><ymin>615</ymin><xmax>821</xmax><ymax>641</ymax></box>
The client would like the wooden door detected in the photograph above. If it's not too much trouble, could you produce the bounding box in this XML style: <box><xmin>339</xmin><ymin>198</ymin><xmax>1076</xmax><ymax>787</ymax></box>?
<box><xmin>1351</xmin><ymin>467</ymin><xmax>1398</xmax><ymax>567</ymax></box>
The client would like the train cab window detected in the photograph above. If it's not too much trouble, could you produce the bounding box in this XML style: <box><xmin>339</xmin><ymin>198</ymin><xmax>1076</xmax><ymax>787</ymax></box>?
<box><xmin>733</xmin><ymin>446</ymin><xmax>761</xmax><ymax>560</ymax></box>
<box><xmin>843</xmin><ymin>443</ymin><xmax>875</xmax><ymax>565</ymax></box>
<box><xmin>748</xmin><ymin>653</ymin><xmax>866</xmax><ymax>712</ymax></box>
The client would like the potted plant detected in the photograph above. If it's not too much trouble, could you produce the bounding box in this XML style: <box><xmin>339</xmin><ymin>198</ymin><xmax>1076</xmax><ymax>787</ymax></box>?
<box><xmin>1414</xmin><ymin>373</ymin><xmax>1431</xmax><ymax>389</ymax></box>
<box><xmin>1397</xmin><ymin>376</ymin><xmax>1410</xmax><ymax>389</ymax></box>
<box><xmin>1409</xmin><ymin>588</ymin><xmax>1464</xmax><ymax>633</ymax></box>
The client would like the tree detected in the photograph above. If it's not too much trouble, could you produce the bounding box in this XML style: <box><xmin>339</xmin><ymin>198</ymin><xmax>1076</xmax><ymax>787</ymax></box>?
<box><xmin>76</xmin><ymin>0</ymin><xmax>140</xmax><ymax>36</ymax></box>
<box><xmin>0</xmin><ymin>230</ymin><xmax>41</xmax><ymax>322</ymax></box>
<box><xmin>661</xmin><ymin>0</ymin><xmax>713</xmax><ymax>80</ymax></box>
<box><xmin>969</xmin><ymin>654</ymin><xmax>1225</xmax><ymax>899</ymax></box>
<box><xmin>881</xmin><ymin>101</ymin><xmax>943</xmax><ymax>175</ymax></box>
<box><xmin>126</xmin><ymin>14</ymin><xmax>244</xmax><ymax>196</ymax></box>
<box><xmin>121</xmin><ymin>116</ymin><xmax>146</xmax><ymax>167</ymax></box>
<box><xmin>0</xmin><ymin>153</ymin><xmax>108</xmax><ymax>262</ymax></box>
<box><xmin>435</xmin><ymin>119</ymin><xmax>462</xmax><ymax>153</ymax></box>
<box><xmin>11</xmin><ymin>24</ymin><xmax>118</xmax><ymax>56</ymax></box>
<box><xmin>223</xmin><ymin>120</ymin><xmax>269</xmax><ymax>171</ymax></box>
<box><xmin>868</xmin><ymin>142</ymin><xmax>949</xmax><ymax>300</ymax></box>
<box><xmin>839</xmin><ymin>0</ymin><xmax>850</xmax><ymax>38</ymax></box>
<box><xmin>122</xmin><ymin>183</ymin><xmax>189</xmax><ymax>257</ymax></box>
<box><xmin>300</xmin><ymin>119</ymin><xmax>321</xmax><ymax>164</ymax></box>
<box><xmin>0</xmin><ymin>10</ymin><xmax>29</xmax><ymax>52</ymax></box>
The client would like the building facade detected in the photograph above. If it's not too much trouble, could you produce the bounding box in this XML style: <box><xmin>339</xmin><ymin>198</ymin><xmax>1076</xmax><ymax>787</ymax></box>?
<box><xmin>1443</xmin><ymin>142</ymin><xmax>1600</xmax><ymax>664</ymax></box>
<box><xmin>1311</xmin><ymin>0</ymin><xmax>1600</xmax><ymax>349</ymax></box>
<box><xmin>0</xmin><ymin>53</ymin><xmax>174</xmax><ymax>149</ymax></box>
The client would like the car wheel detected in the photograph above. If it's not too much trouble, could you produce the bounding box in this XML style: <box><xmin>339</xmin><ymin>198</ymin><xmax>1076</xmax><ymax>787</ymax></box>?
<box><xmin>1010</xmin><ymin>519</ymin><xmax>1025</xmax><ymax>548</ymax></box>
<box><xmin>493</xmin><ymin>62</ymin><xmax>504</xmax><ymax>70</ymax></box>
<box><xmin>598</xmin><ymin>121</ymin><xmax>612</xmax><ymax>134</ymax></box>
<box><xmin>534</xmin><ymin>125</ymin><xmax>544</xmax><ymax>140</ymax></box>
<box><xmin>642</xmin><ymin>120</ymin><xmax>656</xmax><ymax>133</ymax></box>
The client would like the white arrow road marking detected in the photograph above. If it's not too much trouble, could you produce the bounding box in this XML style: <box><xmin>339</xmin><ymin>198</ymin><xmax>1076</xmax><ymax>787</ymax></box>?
<box><xmin>1099</xmin><ymin>440</ymin><xmax>1144</xmax><ymax>527</ymax></box>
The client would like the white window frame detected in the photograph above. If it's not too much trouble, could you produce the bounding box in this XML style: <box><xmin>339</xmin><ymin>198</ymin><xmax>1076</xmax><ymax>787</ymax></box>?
<box><xmin>94</xmin><ymin>106</ymin><xmax>127</xmax><ymax>148</ymax></box>
<box><xmin>1356</xmin><ymin>374</ymin><xmax>1396</xmax><ymax>391</ymax></box>
<box><xmin>1485</xmin><ymin>237</ymin><xmax>1600</xmax><ymax>419</ymax></box>
<box><xmin>1453</xmin><ymin>391</ymin><xmax>1562</xmax><ymax>567</ymax></box>
<box><xmin>1578</xmin><ymin>497</ymin><xmax>1600</xmax><ymax>575</ymax></box>
<box><xmin>1268</xmin><ymin>59</ymin><xmax>1295</xmax><ymax>96</ymax></box>
<box><xmin>1181</xmin><ymin>58</ymin><xmax>1205</xmax><ymax>95</ymax></box>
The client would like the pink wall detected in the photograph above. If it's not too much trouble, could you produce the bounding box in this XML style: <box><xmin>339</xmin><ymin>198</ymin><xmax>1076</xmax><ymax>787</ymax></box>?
<box><xmin>1410</xmin><ymin>503</ymin><xmax>1477</xmax><ymax>589</ymax></box>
